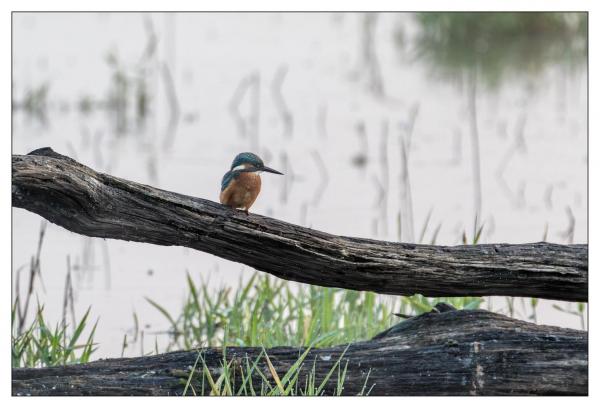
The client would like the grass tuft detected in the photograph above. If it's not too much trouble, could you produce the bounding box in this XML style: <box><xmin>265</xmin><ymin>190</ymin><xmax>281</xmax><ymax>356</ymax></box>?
<box><xmin>147</xmin><ymin>271</ymin><xmax>484</xmax><ymax>352</ymax></box>
<box><xmin>12</xmin><ymin>302</ymin><xmax>98</xmax><ymax>368</ymax></box>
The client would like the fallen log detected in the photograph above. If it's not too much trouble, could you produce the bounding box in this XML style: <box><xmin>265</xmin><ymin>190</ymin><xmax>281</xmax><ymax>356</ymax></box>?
<box><xmin>12</xmin><ymin>148</ymin><xmax>588</xmax><ymax>301</ymax></box>
<box><xmin>12</xmin><ymin>306</ymin><xmax>588</xmax><ymax>396</ymax></box>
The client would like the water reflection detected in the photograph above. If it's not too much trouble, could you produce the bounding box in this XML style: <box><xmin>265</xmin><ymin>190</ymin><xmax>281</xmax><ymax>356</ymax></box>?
<box><xmin>411</xmin><ymin>12</ymin><xmax>587</xmax><ymax>87</ymax></box>
<box><xmin>407</xmin><ymin>12</ymin><xmax>586</xmax><ymax>229</ymax></box>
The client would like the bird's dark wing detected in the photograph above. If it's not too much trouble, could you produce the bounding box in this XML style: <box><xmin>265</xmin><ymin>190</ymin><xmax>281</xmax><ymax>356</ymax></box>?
<box><xmin>221</xmin><ymin>170</ymin><xmax>239</xmax><ymax>192</ymax></box>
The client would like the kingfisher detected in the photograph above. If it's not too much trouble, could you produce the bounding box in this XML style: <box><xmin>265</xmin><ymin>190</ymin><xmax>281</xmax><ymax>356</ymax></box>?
<box><xmin>220</xmin><ymin>152</ymin><xmax>283</xmax><ymax>214</ymax></box>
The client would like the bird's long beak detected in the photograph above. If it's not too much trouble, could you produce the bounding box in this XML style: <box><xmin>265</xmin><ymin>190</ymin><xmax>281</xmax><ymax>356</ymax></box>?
<box><xmin>262</xmin><ymin>166</ymin><xmax>284</xmax><ymax>175</ymax></box>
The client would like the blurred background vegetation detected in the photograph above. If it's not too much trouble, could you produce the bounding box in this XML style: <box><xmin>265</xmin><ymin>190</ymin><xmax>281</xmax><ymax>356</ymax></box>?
<box><xmin>412</xmin><ymin>12</ymin><xmax>586</xmax><ymax>87</ymax></box>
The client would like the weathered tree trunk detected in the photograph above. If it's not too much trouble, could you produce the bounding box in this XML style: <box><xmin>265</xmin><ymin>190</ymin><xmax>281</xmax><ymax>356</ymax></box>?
<box><xmin>12</xmin><ymin>148</ymin><xmax>587</xmax><ymax>301</ymax></box>
<box><xmin>12</xmin><ymin>306</ymin><xmax>588</xmax><ymax>396</ymax></box>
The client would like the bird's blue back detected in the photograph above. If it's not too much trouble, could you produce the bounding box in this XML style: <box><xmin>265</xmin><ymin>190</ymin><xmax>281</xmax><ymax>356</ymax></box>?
<box><xmin>221</xmin><ymin>170</ymin><xmax>239</xmax><ymax>192</ymax></box>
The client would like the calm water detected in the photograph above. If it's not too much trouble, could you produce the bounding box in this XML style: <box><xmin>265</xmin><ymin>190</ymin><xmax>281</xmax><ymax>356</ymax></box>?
<box><xmin>12</xmin><ymin>13</ymin><xmax>587</xmax><ymax>358</ymax></box>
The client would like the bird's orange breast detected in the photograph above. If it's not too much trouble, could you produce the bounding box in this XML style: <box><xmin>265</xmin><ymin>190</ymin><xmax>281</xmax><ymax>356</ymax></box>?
<box><xmin>220</xmin><ymin>172</ymin><xmax>262</xmax><ymax>210</ymax></box>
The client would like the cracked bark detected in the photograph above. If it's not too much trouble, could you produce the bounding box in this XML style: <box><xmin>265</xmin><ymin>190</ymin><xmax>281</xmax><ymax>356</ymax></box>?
<box><xmin>12</xmin><ymin>306</ymin><xmax>588</xmax><ymax>396</ymax></box>
<box><xmin>11</xmin><ymin>147</ymin><xmax>588</xmax><ymax>301</ymax></box>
